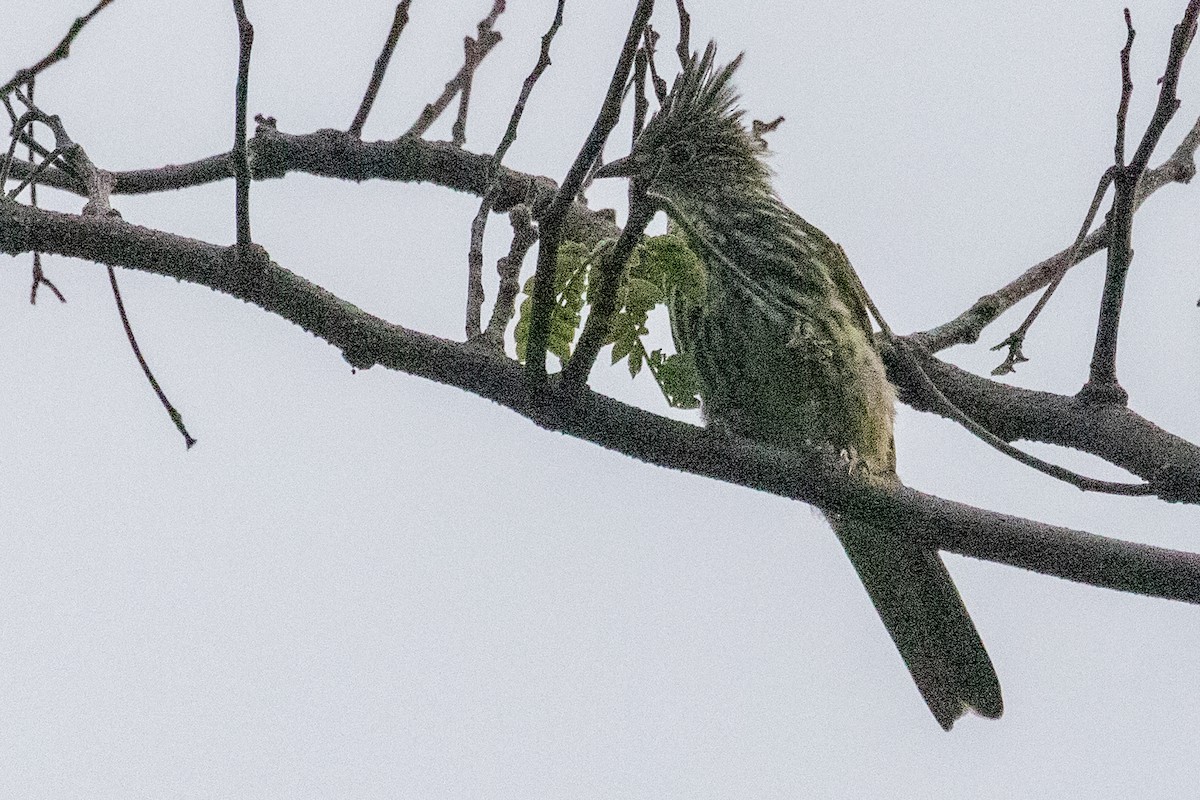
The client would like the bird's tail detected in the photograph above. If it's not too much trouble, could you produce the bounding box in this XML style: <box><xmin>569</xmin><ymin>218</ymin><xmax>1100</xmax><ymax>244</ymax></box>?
<box><xmin>831</xmin><ymin>516</ymin><xmax>1003</xmax><ymax>730</ymax></box>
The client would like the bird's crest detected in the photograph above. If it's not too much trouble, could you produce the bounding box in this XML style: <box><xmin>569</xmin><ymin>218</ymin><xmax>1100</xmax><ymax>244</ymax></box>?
<box><xmin>628</xmin><ymin>43</ymin><xmax>771</xmax><ymax>196</ymax></box>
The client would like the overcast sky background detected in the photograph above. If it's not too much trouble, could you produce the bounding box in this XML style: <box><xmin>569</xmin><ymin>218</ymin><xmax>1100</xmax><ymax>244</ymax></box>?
<box><xmin>3</xmin><ymin>1</ymin><xmax>1200</xmax><ymax>797</ymax></box>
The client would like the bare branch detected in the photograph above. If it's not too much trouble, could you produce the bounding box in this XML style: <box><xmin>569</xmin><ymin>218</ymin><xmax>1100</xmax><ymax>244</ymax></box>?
<box><xmin>21</xmin><ymin>83</ymin><xmax>64</xmax><ymax>305</ymax></box>
<box><xmin>7</xmin><ymin>125</ymin><xmax>1195</xmax><ymax>494</ymax></box>
<box><xmin>1115</xmin><ymin>9</ymin><xmax>1135</xmax><ymax>168</ymax></box>
<box><xmin>990</xmin><ymin>166</ymin><xmax>1117</xmax><ymax>375</ymax></box>
<box><xmin>30</xmin><ymin>252</ymin><xmax>66</xmax><ymax>304</ymax></box>
<box><xmin>465</xmin><ymin>185</ymin><xmax>496</xmax><ymax>338</ymax></box>
<box><xmin>349</xmin><ymin>0</ymin><xmax>415</xmax><ymax>138</ymax></box>
<box><xmin>674</xmin><ymin>0</ymin><xmax>691</xmax><ymax>67</ymax></box>
<box><xmin>884</xmin><ymin>343</ymin><xmax>1200</xmax><ymax>504</ymax></box>
<box><xmin>851</xmin><ymin>247</ymin><xmax>1151</xmax><ymax>496</ymax></box>
<box><xmin>482</xmin><ymin>204</ymin><xmax>538</xmax><ymax>347</ymax></box>
<box><xmin>465</xmin><ymin>0</ymin><xmax>565</xmax><ymax>339</ymax></box>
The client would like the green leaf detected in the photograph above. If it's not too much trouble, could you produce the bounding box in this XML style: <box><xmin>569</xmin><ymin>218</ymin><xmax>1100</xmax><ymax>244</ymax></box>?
<box><xmin>627</xmin><ymin>339</ymin><xmax>645</xmax><ymax>378</ymax></box>
<box><xmin>654</xmin><ymin>351</ymin><xmax>702</xmax><ymax>409</ymax></box>
<box><xmin>610</xmin><ymin>334</ymin><xmax>633</xmax><ymax>365</ymax></box>
<box><xmin>624</xmin><ymin>277</ymin><xmax>663</xmax><ymax>313</ymax></box>
<box><xmin>642</xmin><ymin>233</ymin><xmax>706</xmax><ymax>303</ymax></box>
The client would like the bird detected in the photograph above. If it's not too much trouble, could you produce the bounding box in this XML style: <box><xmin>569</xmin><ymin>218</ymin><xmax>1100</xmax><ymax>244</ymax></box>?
<box><xmin>594</xmin><ymin>43</ymin><xmax>1003</xmax><ymax>729</ymax></box>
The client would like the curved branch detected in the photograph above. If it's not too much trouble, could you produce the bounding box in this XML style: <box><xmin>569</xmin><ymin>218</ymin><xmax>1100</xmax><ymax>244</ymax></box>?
<box><xmin>1</xmin><ymin>200</ymin><xmax>1198</xmax><ymax>604</ymax></box>
<box><xmin>9</xmin><ymin>125</ymin><xmax>1198</xmax><ymax>499</ymax></box>
<box><xmin>883</xmin><ymin>342</ymin><xmax>1200</xmax><ymax>503</ymax></box>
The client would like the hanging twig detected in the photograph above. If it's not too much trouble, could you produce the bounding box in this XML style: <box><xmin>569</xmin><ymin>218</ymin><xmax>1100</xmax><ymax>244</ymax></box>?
<box><xmin>107</xmin><ymin>266</ymin><xmax>196</xmax><ymax>448</ymax></box>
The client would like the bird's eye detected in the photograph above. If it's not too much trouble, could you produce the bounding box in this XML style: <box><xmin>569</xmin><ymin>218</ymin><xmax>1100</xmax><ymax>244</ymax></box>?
<box><xmin>667</xmin><ymin>141</ymin><xmax>696</xmax><ymax>165</ymax></box>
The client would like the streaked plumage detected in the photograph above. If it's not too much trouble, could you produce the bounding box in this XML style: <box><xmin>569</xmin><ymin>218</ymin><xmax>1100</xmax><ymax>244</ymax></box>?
<box><xmin>598</xmin><ymin>44</ymin><xmax>1002</xmax><ymax>729</ymax></box>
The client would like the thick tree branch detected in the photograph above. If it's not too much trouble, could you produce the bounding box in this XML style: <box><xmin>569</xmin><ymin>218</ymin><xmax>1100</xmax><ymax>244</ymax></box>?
<box><xmin>10</xmin><ymin>124</ymin><xmax>1195</xmax><ymax>493</ymax></box>
<box><xmin>2</xmin><ymin>200</ymin><xmax>1198</xmax><ymax>604</ymax></box>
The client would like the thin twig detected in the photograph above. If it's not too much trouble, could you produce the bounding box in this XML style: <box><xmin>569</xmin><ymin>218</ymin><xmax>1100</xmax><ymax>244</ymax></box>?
<box><xmin>107</xmin><ymin>266</ymin><xmax>196</xmax><ymax>449</ymax></box>
<box><xmin>465</xmin><ymin>0</ymin><xmax>564</xmax><ymax>339</ymax></box>
<box><xmin>525</xmin><ymin>0</ymin><xmax>655</xmax><ymax>381</ymax></box>
<box><xmin>406</xmin><ymin>0</ymin><xmax>505</xmax><ymax>142</ymax></box>
<box><xmin>641</xmin><ymin>25</ymin><xmax>667</xmax><ymax>101</ymax></box>
<box><xmin>483</xmin><ymin>204</ymin><xmax>538</xmax><ymax>347</ymax></box>
<box><xmin>349</xmin><ymin>0</ymin><xmax>415</xmax><ymax>138</ymax></box>
<box><xmin>466</xmin><ymin>185</ymin><xmax>497</xmax><ymax>338</ymax></box>
<box><xmin>1082</xmin><ymin>0</ymin><xmax>1199</xmax><ymax>404</ymax></box>
<box><xmin>854</xmin><ymin>270</ymin><xmax>1152</xmax><ymax>496</ymax></box>
<box><xmin>0</xmin><ymin>0</ymin><xmax>116</xmax><ymax>97</ymax></box>
<box><xmin>26</xmin><ymin>106</ymin><xmax>193</xmax><ymax>447</ymax></box>
<box><xmin>990</xmin><ymin>166</ymin><xmax>1117</xmax><ymax>375</ymax></box>
<box><xmin>22</xmin><ymin>81</ymin><xmax>64</xmax><ymax>305</ymax></box>
<box><xmin>674</xmin><ymin>0</ymin><xmax>691</xmax><ymax>67</ymax></box>
<box><xmin>231</xmin><ymin>0</ymin><xmax>254</xmax><ymax>250</ymax></box>
<box><xmin>492</xmin><ymin>0</ymin><xmax>564</xmax><ymax>166</ymax></box>
<box><xmin>30</xmin><ymin>252</ymin><xmax>66</xmax><ymax>304</ymax></box>
<box><xmin>632</xmin><ymin>41</ymin><xmax>650</xmax><ymax>143</ymax></box>
<box><xmin>6</xmin><ymin>146</ymin><xmax>65</xmax><ymax>199</ymax></box>
<box><xmin>846</xmin><ymin>251</ymin><xmax>1153</xmax><ymax>495</ymax></box>
<box><xmin>1115</xmin><ymin>9</ymin><xmax>1135</xmax><ymax>168</ymax></box>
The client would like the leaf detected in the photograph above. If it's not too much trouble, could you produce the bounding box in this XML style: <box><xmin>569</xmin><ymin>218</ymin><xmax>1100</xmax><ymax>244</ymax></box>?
<box><xmin>654</xmin><ymin>351</ymin><xmax>702</xmax><ymax>409</ymax></box>
<box><xmin>624</xmin><ymin>277</ymin><xmax>663</xmax><ymax>313</ymax></box>
<box><xmin>642</xmin><ymin>233</ymin><xmax>706</xmax><ymax>303</ymax></box>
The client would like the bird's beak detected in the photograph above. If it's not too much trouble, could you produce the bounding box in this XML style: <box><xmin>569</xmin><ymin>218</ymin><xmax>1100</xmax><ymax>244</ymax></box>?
<box><xmin>593</xmin><ymin>155</ymin><xmax>636</xmax><ymax>179</ymax></box>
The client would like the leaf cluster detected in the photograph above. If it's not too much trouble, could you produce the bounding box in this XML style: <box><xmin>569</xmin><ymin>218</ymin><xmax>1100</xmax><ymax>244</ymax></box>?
<box><xmin>514</xmin><ymin>233</ymin><xmax>705</xmax><ymax>408</ymax></box>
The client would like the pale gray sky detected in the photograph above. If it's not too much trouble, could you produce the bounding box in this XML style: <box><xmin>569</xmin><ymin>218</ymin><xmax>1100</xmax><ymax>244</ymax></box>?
<box><xmin>3</xmin><ymin>1</ymin><xmax>1200</xmax><ymax>797</ymax></box>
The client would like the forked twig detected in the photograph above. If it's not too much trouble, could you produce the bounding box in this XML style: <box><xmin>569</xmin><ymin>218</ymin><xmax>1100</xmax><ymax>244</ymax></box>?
<box><xmin>406</xmin><ymin>0</ymin><xmax>505</xmax><ymax>144</ymax></box>
<box><xmin>990</xmin><ymin>166</ymin><xmax>1117</xmax><ymax>375</ymax></box>
<box><xmin>1082</xmin><ymin>1</ymin><xmax>1199</xmax><ymax>404</ymax></box>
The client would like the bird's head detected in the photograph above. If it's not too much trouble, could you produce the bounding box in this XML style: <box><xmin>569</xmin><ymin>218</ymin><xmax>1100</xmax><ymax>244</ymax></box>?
<box><xmin>594</xmin><ymin>43</ymin><xmax>769</xmax><ymax>208</ymax></box>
